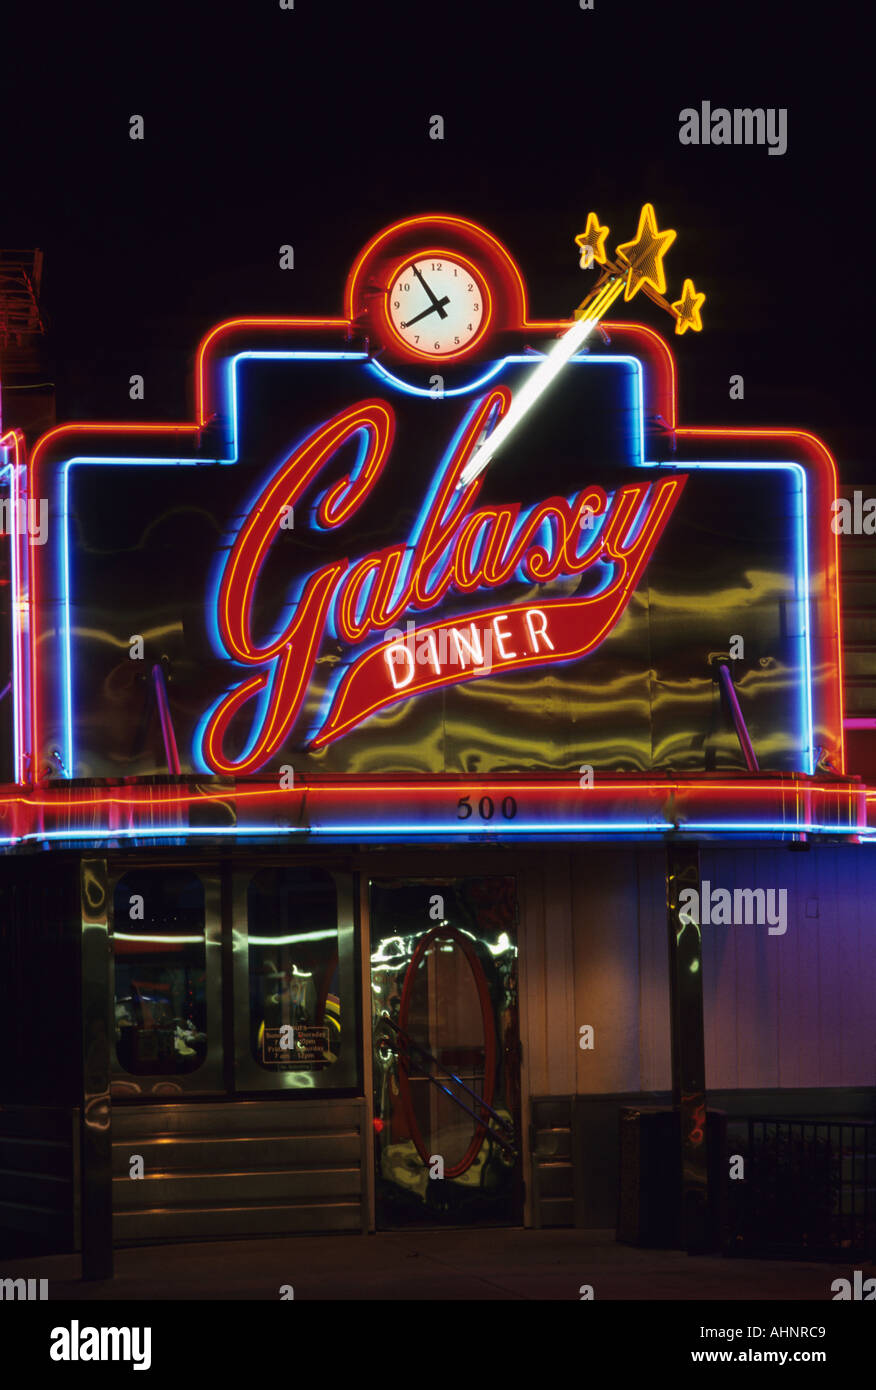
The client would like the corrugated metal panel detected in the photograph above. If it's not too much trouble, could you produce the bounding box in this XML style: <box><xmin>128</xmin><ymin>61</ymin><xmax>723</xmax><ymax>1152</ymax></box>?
<box><xmin>0</xmin><ymin>1107</ymin><xmax>77</xmax><ymax>1254</ymax></box>
<box><xmin>529</xmin><ymin>1096</ymin><xmax>574</xmax><ymax>1227</ymax></box>
<box><xmin>111</xmin><ymin>1099</ymin><xmax>367</xmax><ymax>1242</ymax></box>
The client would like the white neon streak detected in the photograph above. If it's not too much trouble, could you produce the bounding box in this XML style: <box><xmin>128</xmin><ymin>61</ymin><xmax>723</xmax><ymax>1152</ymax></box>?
<box><xmin>457</xmin><ymin>315</ymin><xmax>597</xmax><ymax>489</ymax></box>
<box><xmin>247</xmin><ymin>929</ymin><xmax>337</xmax><ymax>945</ymax></box>
<box><xmin>113</xmin><ymin>932</ymin><xmax>203</xmax><ymax>944</ymax></box>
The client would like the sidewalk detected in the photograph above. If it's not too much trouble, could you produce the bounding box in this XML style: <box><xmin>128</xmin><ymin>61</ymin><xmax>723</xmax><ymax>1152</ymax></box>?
<box><xmin>4</xmin><ymin>1229</ymin><xmax>872</xmax><ymax>1300</ymax></box>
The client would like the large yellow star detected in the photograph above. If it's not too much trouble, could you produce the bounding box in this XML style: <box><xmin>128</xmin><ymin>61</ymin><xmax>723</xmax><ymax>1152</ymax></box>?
<box><xmin>574</xmin><ymin>212</ymin><xmax>610</xmax><ymax>268</ymax></box>
<box><xmin>615</xmin><ymin>203</ymin><xmax>676</xmax><ymax>301</ymax></box>
<box><xmin>671</xmin><ymin>277</ymin><xmax>705</xmax><ymax>334</ymax></box>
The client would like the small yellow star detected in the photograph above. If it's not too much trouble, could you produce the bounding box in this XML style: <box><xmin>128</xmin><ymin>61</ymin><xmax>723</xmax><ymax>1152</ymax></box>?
<box><xmin>671</xmin><ymin>278</ymin><xmax>705</xmax><ymax>334</ymax></box>
<box><xmin>574</xmin><ymin>212</ymin><xmax>610</xmax><ymax>269</ymax></box>
<box><xmin>615</xmin><ymin>203</ymin><xmax>677</xmax><ymax>301</ymax></box>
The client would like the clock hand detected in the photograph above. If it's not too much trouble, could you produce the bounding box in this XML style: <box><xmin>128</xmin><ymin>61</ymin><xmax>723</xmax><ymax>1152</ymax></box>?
<box><xmin>401</xmin><ymin>296</ymin><xmax>451</xmax><ymax>329</ymax></box>
<box><xmin>411</xmin><ymin>264</ymin><xmax>449</xmax><ymax>319</ymax></box>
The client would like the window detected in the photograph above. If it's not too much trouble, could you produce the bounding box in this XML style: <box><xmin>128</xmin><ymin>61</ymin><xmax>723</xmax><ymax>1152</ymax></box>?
<box><xmin>113</xmin><ymin>870</ymin><xmax>207</xmax><ymax>1076</ymax></box>
<box><xmin>247</xmin><ymin>867</ymin><xmax>343</xmax><ymax>1073</ymax></box>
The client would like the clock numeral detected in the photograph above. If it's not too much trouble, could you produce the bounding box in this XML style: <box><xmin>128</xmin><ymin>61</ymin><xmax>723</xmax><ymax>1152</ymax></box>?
<box><xmin>434</xmin><ymin>340</ymin><xmax>441</xmax><ymax>349</ymax></box>
<box><xmin>473</xmin><ymin>303</ymin><xmax>479</xmax><ymax>311</ymax></box>
<box><xmin>467</xmin><ymin>282</ymin><xmax>473</xmax><ymax>291</ymax></box>
<box><xmin>430</xmin><ymin>262</ymin><xmax>442</xmax><ymax>271</ymax></box>
<box><xmin>399</xmin><ymin>282</ymin><xmax>410</xmax><ymax>292</ymax></box>
<box><xmin>414</xmin><ymin>335</ymin><xmax>420</xmax><ymax>344</ymax></box>
<box><xmin>453</xmin><ymin>268</ymin><xmax>458</xmax><ymax>277</ymax></box>
<box><xmin>454</xmin><ymin>336</ymin><xmax>460</xmax><ymax>345</ymax></box>
<box><xmin>467</xmin><ymin>324</ymin><xmax>473</xmax><ymax>331</ymax></box>
<box><xmin>393</xmin><ymin>300</ymin><xmax>400</xmax><ymax>308</ymax></box>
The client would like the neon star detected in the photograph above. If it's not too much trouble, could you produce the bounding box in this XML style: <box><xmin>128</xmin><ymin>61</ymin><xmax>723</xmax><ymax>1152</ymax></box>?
<box><xmin>671</xmin><ymin>278</ymin><xmax>705</xmax><ymax>334</ymax></box>
<box><xmin>574</xmin><ymin>212</ymin><xmax>610</xmax><ymax>268</ymax></box>
<box><xmin>615</xmin><ymin>203</ymin><xmax>677</xmax><ymax>301</ymax></box>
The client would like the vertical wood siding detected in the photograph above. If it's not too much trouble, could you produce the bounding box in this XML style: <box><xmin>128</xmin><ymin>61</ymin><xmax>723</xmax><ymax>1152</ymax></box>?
<box><xmin>519</xmin><ymin>848</ymin><xmax>672</xmax><ymax>1097</ymax></box>
<box><xmin>520</xmin><ymin>843</ymin><xmax>876</xmax><ymax>1101</ymax></box>
<box><xmin>701</xmin><ymin>846</ymin><xmax>876</xmax><ymax>1089</ymax></box>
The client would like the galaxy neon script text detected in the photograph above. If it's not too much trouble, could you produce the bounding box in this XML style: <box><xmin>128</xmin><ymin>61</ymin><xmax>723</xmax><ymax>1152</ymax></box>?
<box><xmin>200</xmin><ymin>386</ymin><xmax>687</xmax><ymax>774</ymax></box>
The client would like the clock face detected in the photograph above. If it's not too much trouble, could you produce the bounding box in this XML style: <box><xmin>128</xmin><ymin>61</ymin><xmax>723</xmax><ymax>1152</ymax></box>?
<box><xmin>386</xmin><ymin>252</ymin><xmax>489</xmax><ymax>358</ymax></box>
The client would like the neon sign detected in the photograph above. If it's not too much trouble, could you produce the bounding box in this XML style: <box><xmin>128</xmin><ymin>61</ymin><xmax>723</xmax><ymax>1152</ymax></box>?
<box><xmin>201</xmin><ymin>384</ymin><xmax>686</xmax><ymax>771</ymax></box>
<box><xmin>1</xmin><ymin>210</ymin><xmax>844</xmax><ymax>850</ymax></box>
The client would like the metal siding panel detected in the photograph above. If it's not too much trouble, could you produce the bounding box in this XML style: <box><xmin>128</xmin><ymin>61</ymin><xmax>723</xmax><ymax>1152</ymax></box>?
<box><xmin>730</xmin><ymin>850</ymin><xmax>771</xmax><ymax>1088</ymax></box>
<box><xmin>700</xmin><ymin>847</ymin><xmax>876</xmax><ymax>1092</ymax></box>
<box><xmin>759</xmin><ymin>847</ymin><xmax>784</xmax><ymax>1088</ymax></box>
<box><xmin>80</xmin><ymin>857</ymin><xmax>113</xmax><ymax>1279</ymax></box>
<box><xmin>110</xmin><ymin>1133</ymin><xmax>364</xmax><ymax>1172</ymax></box>
<box><xmin>834</xmin><ymin>847</ymin><xmax>876</xmax><ymax>1087</ymax></box>
<box><xmin>775</xmin><ymin>848</ymin><xmax>800</xmax><ymax>1089</ymax></box>
<box><xmin>0</xmin><ymin>1170</ymin><xmax>73</xmax><ymax>1208</ymax></box>
<box><xmin>637</xmin><ymin>850</ymin><xmax>672</xmax><ymax>1092</ymax></box>
<box><xmin>858</xmin><ymin>851</ymin><xmax>876</xmax><ymax>1085</ymax></box>
<box><xmin>700</xmin><ymin>847</ymin><xmax>723</xmax><ymax>1089</ymax></box>
<box><xmin>812</xmin><ymin>847</ymin><xmax>843</xmax><ymax>1085</ymax></box>
<box><xmin>520</xmin><ymin>864</ymin><xmax>550</xmax><ymax>1099</ymax></box>
<box><xmin>722</xmin><ymin>848</ymin><xmax>779</xmax><ymax>1089</ymax></box>
<box><xmin>113</xmin><ymin>1168</ymin><xmax>362</xmax><ymax>1207</ymax></box>
<box><xmin>572</xmin><ymin>849</ymin><xmax>640</xmax><ymax>1094</ymax></box>
<box><xmin>701</xmin><ymin>848</ymin><xmax>743</xmax><ymax>1089</ymax></box>
<box><xmin>516</xmin><ymin>864</ymin><xmax>539</xmax><ymax>1227</ymax></box>
<box><xmin>111</xmin><ymin>1099</ymin><xmax>362</xmax><ymax>1138</ymax></box>
<box><xmin>113</xmin><ymin>1201</ymin><xmax>363</xmax><ymax>1241</ymax></box>
<box><xmin>786</xmin><ymin>847</ymin><xmax>823</xmax><ymax>1087</ymax></box>
<box><xmin>543</xmin><ymin>854</ymin><xmax>575</xmax><ymax>1095</ymax></box>
<box><xmin>110</xmin><ymin>1099</ymin><xmax>366</xmax><ymax>1239</ymax></box>
<box><xmin>357</xmin><ymin>869</ymin><xmax>375</xmax><ymax>1234</ymax></box>
<box><xmin>703</xmin><ymin>846</ymin><xmax>876</xmax><ymax>1093</ymax></box>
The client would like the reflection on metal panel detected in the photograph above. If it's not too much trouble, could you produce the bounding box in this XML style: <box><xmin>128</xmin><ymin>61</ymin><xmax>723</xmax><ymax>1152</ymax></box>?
<box><xmin>108</xmin><ymin>863</ymin><xmax>224</xmax><ymax>1096</ymax></box>
<box><xmin>80</xmin><ymin>857</ymin><xmax>112</xmax><ymax>1278</ymax></box>
<box><xmin>233</xmin><ymin>865</ymin><xmax>359</xmax><ymax>1093</ymax></box>
<box><xmin>370</xmin><ymin>875</ymin><xmax>521</xmax><ymax>1228</ymax></box>
<box><xmin>44</xmin><ymin>359</ymin><xmax>817</xmax><ymax>778</ymax></box>
<box><xmin>111</xmin><ymin>1099</ymin><xmax>367</xmax><ymax>1241</ymax></box>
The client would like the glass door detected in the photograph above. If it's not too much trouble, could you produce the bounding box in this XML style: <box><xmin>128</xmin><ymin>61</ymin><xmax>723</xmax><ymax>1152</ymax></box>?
<box><xmin>370</xmin><ymin>876</ymin><xmax>521</xmax><ymax>1228</ymax></box>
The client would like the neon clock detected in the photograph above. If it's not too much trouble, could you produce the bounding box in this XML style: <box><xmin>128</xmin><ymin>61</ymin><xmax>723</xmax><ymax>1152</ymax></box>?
<box><xmin>384</xmin><ymin>250</ymin><xmax>490</xmax><ymax>359</ymax></box>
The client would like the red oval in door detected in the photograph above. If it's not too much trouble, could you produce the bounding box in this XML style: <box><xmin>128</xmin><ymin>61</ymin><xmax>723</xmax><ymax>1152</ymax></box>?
<box><xmin>397</xmin><ymin>925</ymin><xmax>496</xmax><ymax>1178</ymax></box>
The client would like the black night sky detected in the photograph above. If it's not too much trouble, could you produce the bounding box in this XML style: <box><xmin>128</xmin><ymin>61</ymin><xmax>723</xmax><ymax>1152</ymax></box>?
<box><xmin>1</xmin><ymin>1</ymin><xmax>870</xmax><ymax>473</ymax></box>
